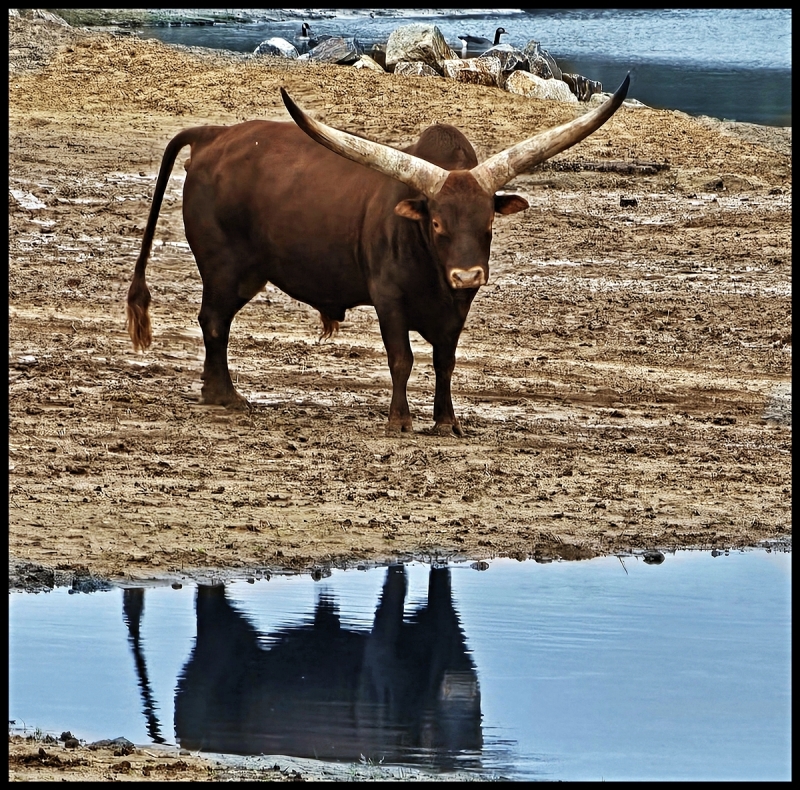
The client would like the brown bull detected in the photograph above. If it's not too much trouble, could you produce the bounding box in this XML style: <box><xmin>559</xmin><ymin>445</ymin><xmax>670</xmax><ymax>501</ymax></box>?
<box><xmin>127</xmin><ymin>76</ymin><xmax>629</xmax><ymax>435</ymax></box>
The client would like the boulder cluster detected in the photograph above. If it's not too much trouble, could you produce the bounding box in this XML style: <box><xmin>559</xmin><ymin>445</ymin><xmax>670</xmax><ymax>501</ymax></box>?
<box><xmin>254</xmin><ymin>22</ymin><xmax>604</xmax><ymax>104</ymax></box>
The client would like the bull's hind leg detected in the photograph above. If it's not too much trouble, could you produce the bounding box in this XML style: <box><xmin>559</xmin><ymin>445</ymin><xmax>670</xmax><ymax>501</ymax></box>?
<box><xmin>197</xmin><ymin>289</ymin><xmax>251</xmax><ymax>408</ymax></box>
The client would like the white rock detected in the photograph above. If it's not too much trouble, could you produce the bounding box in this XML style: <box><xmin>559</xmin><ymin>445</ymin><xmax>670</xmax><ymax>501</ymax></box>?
<box><xmin>253</xmin><ymin>37</ymin><xmax>298</xmax><ymax>58</ymax></box>
<box><xmin>385</xmin><ymin>23</ymin><xmax>458</xmax><ymax>73</ymax></box>
<box><xmin>505</xmin><ymin>71</ymin><xmax>578</xmax><ymax>102</ymax></box>
<box><xmin>393</xmin><ymin>60</ymin><xmax>440</xmax><ymax>77</ymax></box>
<box><xmin>441</xmin><ymin>56</ymin><xmax>503</xmax><ymax>88</ymax></box>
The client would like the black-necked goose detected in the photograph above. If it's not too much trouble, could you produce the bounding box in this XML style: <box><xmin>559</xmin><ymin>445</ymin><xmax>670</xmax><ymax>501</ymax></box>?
<box><xmin>458</xmin><ymin>26</ymin><xmax>507</xmax><ymax>55</ymax></box>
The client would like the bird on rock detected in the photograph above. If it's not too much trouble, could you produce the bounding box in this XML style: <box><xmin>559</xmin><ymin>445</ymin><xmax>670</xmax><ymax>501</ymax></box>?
<box><xmin>458</xmin><ymin>26</ymin><xmax>507</xmax><ymax>57</ymax></box>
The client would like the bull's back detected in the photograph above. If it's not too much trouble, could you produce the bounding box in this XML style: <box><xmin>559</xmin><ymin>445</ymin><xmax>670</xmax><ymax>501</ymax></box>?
<box><xmin>182</xmin><ymin>120</ymin><xmax>382</xmax><ymax>306</ymax></box>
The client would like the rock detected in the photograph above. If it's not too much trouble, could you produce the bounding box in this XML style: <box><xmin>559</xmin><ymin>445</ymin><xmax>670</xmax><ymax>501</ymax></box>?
<box><xmin>505</xmin><ymin>70</ymin><xmax>578</xmax><ymax>102</ymax></box>
<box><xmin>385</xmin><ymin>23</ymin><xmax>458</xmax><ymax>75</ymax></box>
<box><xmin>353</xmin><ymin>54</ymin><xmax>387</xmax><ymax>73</ymax></box>
<box><xmin>252</xmin><ymin>37</ymin><xmax>298</xmax><ymax>59</ymax></box>
<box><xmin>522</xmin><ymin>40</ymin><xmax>562</xmax><ymax>80</ymax></box>
<box><xmin>642</xmin><ymin>551</ymin><xmax>665</xmax><ymax>565</ymax></box>
<box><xmin>304</xmin><ymin>35</ymin><xmax>363</xmax><ymax>65</ymax></box>
<box><xmin>588</xmin><ymin>92</ymin><xmax>648</xmax><ymax>109</ymax></box>
<box><xmin>15</xmin><ymin>9</ymin><xmax>71</xmax><ymax>26</ymax></box>
<box><xmin>441</xmin><ymin>56</ymin><xmax>503</xmax><ymax>88</ymax></box>
<box><xmin>393</xmin><ymin>60</ymin><xmax>440</xmax><ymax>78</ymax></box>
<box><xmin>8</xmin><ymin>560</ymin><xmax>55</xmax><ymax>593</ymax></box>
<box><xmin>88</xmin><ymin>737</ymin><xmax>135</xmax><ymax>755</ymax></box>
<box><xmin>478</xmin><ymin>43</ymin><xmax>529</xmax><ymax>76</ymax></box>
<box><xmin>762</xmin><ymin>382</ymin><xmax>791</xmax><ymax>426</ymax></box>
<box><xmin>562</xmin><ymin>72</ymin><xmax>604</xmax><ymax>102</ymax></box>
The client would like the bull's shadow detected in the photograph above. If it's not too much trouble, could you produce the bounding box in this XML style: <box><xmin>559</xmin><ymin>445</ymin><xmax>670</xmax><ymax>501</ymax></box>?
<box><xmin>136</xmin><ymin>565</ymin><xmax>482</xmax><ymax>767</ymax></box>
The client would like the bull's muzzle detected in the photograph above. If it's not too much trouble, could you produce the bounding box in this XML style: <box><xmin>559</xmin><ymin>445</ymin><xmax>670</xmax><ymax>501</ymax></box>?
<box><xmin>450</xmin><ymin>266</ymin><xmax>487</xmax><ymax>289</ymax></box>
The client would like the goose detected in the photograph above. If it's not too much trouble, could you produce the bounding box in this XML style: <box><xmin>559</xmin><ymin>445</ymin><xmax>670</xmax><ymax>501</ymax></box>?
<box><xmin>294</xmin><ymin>22</ymin><xmax>319</xmax><ymax>53</ymax></box>
<box><xmin>458</xmin><ymin>26</ymin><xmax>507</xmax><ymax>56</ymax></box>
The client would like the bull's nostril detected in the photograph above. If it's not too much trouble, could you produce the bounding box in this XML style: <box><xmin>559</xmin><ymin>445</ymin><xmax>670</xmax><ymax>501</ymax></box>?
<box><xmin>451</xmin><ymin>267</ymin><xmax>486</xmax><ymax>288</ymax></box>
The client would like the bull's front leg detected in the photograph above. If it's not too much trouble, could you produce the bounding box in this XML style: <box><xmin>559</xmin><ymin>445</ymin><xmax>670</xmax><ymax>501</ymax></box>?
<box><xmin>379</xmin><ymin>321</ymin><xmax>414</xmax><ymax>434</ymax></box>
<box><xmin>432</xmin><ymin>341</ymin><xmax>464</xmax><ymax>437</ymax></box>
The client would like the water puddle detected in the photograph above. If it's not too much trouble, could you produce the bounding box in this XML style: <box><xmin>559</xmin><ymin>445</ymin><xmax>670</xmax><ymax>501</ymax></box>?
<box><xmin>9</xmin><ymin>549</ymin><xmax>791</xmax><ymax>781</ymax></box>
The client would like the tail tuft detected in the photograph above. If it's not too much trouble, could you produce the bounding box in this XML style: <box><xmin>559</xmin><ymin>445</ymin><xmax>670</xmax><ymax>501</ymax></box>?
<box><xmin>126</xmin><ymin>278</ymin><xmax>152</xmax><ymax>351</ymax></box>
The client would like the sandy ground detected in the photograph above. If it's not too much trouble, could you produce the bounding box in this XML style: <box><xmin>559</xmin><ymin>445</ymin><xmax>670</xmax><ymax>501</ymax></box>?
<box><xmin>8</xmin><ymin>13</ymin><xmax>791</xmax><ymax>781</ymax></box>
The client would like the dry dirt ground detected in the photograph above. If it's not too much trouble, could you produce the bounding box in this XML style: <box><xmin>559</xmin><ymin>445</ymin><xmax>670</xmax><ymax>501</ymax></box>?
<box><xmin>8</xmin><ymin>14</ymin><xmax>793</xmax><ymax>583</ymax></box>
<box><xmin>7</xmin><ymin>14</ymin><xmax>792</xmax><ymax>780</ymax></box>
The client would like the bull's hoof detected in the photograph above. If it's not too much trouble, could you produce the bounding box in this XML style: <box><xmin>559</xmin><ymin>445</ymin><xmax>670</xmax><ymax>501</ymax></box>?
<box><xmin>430</xmin><ymin>421</ymin><xmax>464</xmax><ymax>437</ymax></box>
<box><xmin>386</xmin><ymin>419</ymin><xmax>413</xmax><ymax>436</ymax></box>
<box><xmin>201</xmin><ymin>388</ymin><xmax>250</xmax><ymax>410</ymax></box>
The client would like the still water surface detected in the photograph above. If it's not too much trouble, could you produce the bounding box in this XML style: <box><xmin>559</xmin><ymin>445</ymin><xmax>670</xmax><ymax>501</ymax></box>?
<box><xmin>134</xmin><ymin>8</ymin><xmax>792</xmax><ymax>126</ymax></box>
<box><xmin>9</xmin><ymin>550</ymin><xmax>791</xmax><ymax>781</ymax></box>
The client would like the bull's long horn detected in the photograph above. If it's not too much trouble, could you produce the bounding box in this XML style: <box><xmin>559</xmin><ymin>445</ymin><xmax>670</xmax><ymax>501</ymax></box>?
<box><xmin>470</xmin><ymin>73</ymin><xmax>631</xmax><ymax>195</ymax></box>
<box><xmin>280</xmin><ymin>87</ymin><xmax>450</xmax><ymax>197</ymax></box>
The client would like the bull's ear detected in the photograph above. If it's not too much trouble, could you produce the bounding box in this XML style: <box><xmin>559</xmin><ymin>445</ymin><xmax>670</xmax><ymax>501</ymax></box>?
<box><xmin>494</xmin><ymin>193</ymin><xmax>529</xmax><ymax>215</ymax></box>
<box><xmin>394</xmin><ymin>199</ymin><xmax>427</xmax><ymax>220</ymax></box>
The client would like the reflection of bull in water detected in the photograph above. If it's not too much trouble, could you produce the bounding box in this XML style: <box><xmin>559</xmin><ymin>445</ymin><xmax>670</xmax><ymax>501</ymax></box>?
<box><xmin>123</xmin><ymin>587</ymin><xmax>167</xmax><ymax>744</ymax></box>
<box><xmin>145</xmin><ymin>565</ymin><xmax>481</xmax><ymax>766</ymax></box>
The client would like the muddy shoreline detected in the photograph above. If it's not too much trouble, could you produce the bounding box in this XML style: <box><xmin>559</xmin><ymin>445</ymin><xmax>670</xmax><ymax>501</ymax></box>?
<box><xmin>9</xmin><ymin>13</ymin><xmax>792</xmax><ymax>588</ymax></box>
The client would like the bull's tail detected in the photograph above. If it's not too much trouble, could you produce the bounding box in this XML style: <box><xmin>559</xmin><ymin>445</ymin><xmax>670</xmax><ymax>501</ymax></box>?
<box><xmin>126</xmin><ymin>127</ymin><xmax>214</xmax><ymax>351</ymax></box>
<box><xmin>126</xmin><ymin>264</ymin><xmax>153</xmax><ymax>352</ymax></box>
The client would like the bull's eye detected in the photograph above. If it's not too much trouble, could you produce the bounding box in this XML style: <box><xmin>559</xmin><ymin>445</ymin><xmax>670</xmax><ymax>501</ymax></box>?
<box><xmin>431</xmin><ymin>218</ymin><xmax>443</xmax><ymax>234</ymax></box>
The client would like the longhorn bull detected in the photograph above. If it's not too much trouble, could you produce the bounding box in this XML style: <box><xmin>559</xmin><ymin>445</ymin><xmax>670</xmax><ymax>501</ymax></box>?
<box><xmin>127</xmin><ymin>76</ymin><xmax>630</xmax><ymax>435</ymax></box>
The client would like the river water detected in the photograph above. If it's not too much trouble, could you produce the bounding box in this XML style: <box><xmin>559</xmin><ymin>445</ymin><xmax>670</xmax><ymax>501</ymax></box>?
<box><xmin>9</xmin><ymin>549</ymin><xmax>791</xmax><ymax>781</ymax></box>
<box><xmin>132</xmin><ymin>8</ymin><xmax>792</xmax><ymax>127</ymax></box>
